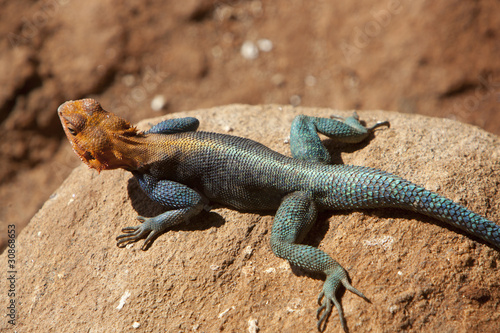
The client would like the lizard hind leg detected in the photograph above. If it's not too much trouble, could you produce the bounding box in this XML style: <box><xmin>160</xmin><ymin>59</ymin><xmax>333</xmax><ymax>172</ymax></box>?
<box><xmin>290</xmin><ymin>113</ymin><xmax>390</xmax><ymax>164</ymax></box>
<box><xmin>270</xmin><ymin>191</ymin><xmax>368</xmax><ymax>332</ymax></box>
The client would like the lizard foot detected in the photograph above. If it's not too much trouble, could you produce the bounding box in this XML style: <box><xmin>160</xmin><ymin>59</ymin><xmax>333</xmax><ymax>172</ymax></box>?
<box><xmin>116</xmin><ymin>216</ymin><xmax>160</xmax><ymax>250</ymax></box>
<box><xmin>316</xmin><ymin>273</ymin><xmax>370</xmax><ymax>332</ymax></box>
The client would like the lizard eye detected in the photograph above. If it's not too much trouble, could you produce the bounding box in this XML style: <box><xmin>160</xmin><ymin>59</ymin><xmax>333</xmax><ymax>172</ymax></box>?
<box><xmin>67</xmin><ymin>127</ymin><xmax>77</xmax><ymax>136</ymax></box>
<box><xmin>61</xmin><ymin>113</ymin><xmax>86</xmax><ymax>136</ymax></box>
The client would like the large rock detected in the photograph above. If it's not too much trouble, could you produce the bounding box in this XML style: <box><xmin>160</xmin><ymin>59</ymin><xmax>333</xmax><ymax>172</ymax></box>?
<box><xmin>4</xmin><ymin>105</ymin><xmax>500</xmax><ymax>332</ymax></box>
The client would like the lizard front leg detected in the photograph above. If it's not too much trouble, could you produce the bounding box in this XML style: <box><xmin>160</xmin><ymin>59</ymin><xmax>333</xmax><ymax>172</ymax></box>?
<box><xmin>270</xmin><ymin>191</ymin><xmax>369</xmax><ymax>331</ymax></box>
<box><xmin>290</xmin><ymin>113</ymin><xmax>389</xmax><ymax>164</ymax></box>
<box><xmin>116</xmin><ymin>173</ymin><xmax>205</xmax><ymax>250</ymax></box>
<box><xmin>145</xmin><ymin>117</ymin><xmax>199</xmax><ymax>134</ymax></box>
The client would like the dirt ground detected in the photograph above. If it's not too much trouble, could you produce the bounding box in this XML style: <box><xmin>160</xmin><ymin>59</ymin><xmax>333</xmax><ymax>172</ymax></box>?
<box><xmin>0</xmin><ymin>1</ymin><xmax>499</xmax><ymax>250</ymax></box>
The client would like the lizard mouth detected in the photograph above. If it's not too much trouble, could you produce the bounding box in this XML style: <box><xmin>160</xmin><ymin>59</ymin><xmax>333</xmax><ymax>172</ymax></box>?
<box><xmin>83</xmin><ymin>151</ymin><xmax>95</xmax><ymax>163</ymax></box>
<box><xmin>71</xmin><ymin>142</ymin><xmax>106</xmax><ymax>171</ymax></box>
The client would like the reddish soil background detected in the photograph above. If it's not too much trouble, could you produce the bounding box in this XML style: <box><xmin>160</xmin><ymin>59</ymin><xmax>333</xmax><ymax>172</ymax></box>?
<box><xmin>0</xmin><ymin>0</ymin><xmax>499</xmax><ymax>250</ymax></box>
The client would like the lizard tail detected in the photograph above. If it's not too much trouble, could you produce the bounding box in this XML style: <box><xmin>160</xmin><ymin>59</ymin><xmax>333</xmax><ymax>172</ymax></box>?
<box><xmin>329</xmin><ymin>165</ymin><xmax>500</xmax><ymax>248</ymax></box>
<box><xmin>402</xmin><ymin>185</ymin><xmax>500</xmax><ymax>248</ymax></box>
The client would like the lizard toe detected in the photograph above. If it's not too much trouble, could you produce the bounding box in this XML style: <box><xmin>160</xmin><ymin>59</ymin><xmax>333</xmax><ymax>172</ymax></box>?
<box><xmin>316</xmin><ymin>271</ymin><xmax>369</xmax><ymax>332</ymax></box>
<box><xmin>116</xmin><ymin>216</ymin><xmax>165</xmax><ymax>249</ymax></box>
<box><xmin>317</xmin><ymin>298</ymin><xmax>332</xmax><ymax>332</ymax></box>
<box><xmin>116</xmin><ymin>218</ymin><xmax>153</xmax><ymax>247</ymax></box>
<box><xmin>316</xmin><ymin>287</ymin><xmax>345</xmax><ymax>332</ymax></box>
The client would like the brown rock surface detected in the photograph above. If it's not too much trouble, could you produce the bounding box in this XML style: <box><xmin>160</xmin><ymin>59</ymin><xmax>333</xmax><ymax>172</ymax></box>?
<box><xmin>1</xmin><ymin>0</ymin><xmax>500</xmax><ymax>252</ymax></box>
<box><xmin>3</xmin><ymin>105</ymin><xmax>500</xmax><ymax>332</ymax></box>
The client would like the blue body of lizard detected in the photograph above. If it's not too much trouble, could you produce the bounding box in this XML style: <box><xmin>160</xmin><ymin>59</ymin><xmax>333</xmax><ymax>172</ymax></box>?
<box><xmin>57</xmin><ymin>99</ymin><xmax>500</xmax><ymax>331</ymax></box>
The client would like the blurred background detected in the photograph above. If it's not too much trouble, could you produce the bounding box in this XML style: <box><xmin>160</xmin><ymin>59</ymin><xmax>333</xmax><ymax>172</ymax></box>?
<box><xmin>0</xmin><ymin>0</ymin><xmax>499</xmax><ymax>251</ymax></box>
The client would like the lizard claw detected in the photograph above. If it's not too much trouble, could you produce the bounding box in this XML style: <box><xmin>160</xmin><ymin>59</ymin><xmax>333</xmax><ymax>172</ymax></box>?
<box><xmin>316</xmin><ymin>273</ymin><xmax>370</xmax><ymax>332</ymax></box>
<box><xmin>367</xmin><ymin>120</ymin><xmax>390</xmax><ymax>131</ymax></box>
<box><xmin>116</xmin><ymin>216</ymin><xmax>158</xmax><ymax>250</ymax></box>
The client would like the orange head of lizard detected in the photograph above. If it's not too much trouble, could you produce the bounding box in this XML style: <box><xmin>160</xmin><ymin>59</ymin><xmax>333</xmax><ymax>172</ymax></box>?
<box><xmin>57</xmin><ymin>98</ymin><xmax>141</xmax><ymax>172</ymax></box>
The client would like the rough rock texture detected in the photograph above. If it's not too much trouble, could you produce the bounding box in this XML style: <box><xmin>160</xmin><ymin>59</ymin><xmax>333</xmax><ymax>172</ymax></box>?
<box><xmin>1</xmin><ymin>0</ymin><xmax>500</xmax><ymax>252</ymax></box>
<box><xmin>2</xmin><ymin>105</ymin><xmax>500</xmax><ymax>333</ymax></box>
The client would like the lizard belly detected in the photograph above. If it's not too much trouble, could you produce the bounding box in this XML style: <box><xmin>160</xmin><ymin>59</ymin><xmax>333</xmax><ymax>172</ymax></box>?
<box><xmin>196</xmin><ymin>158</ymin><xmax>327</xmax><ymax>211</ymax></box>
<box><xmin>195</xmin><ymin>164</ymin><xmax>286</xmax><ymax>210</ymax></box>
<box><xmin>204</xmin><ymin>182</ymin><xmax>285</xmax><ymax>211</ymax></box>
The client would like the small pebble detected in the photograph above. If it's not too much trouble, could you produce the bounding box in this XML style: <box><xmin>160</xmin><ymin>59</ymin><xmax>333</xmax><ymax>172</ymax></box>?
<box><xmin>241</xmin><ymin>41</ymin><xmax>259</xmax><ymax>60</ymax></box>
<box><xmin>151</xmin><ymin>95</ymin><xmax>167</xmax><ymax>111</ymax></box>
<box><xmin>248</xmin><ymin>318</ymin><xmax>259</xmax><ymax>333</ymax></box>
<box><xmin>257</xmin><ymin>39</ymin><xmax>273</xmax><ymax>52</ymax></box>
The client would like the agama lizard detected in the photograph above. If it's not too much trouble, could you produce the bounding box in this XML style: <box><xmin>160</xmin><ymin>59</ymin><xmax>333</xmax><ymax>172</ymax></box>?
<box><xmin>58</xmin><ymin>98</ymin><xmax>500</xmax><ymax>331</ymax></box>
